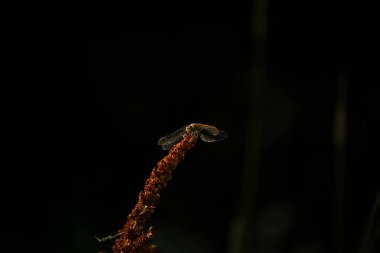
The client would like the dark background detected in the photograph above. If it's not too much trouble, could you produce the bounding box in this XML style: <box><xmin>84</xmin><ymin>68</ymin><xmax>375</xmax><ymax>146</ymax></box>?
<box><xmin>3</xmin><ymin>1</ymin><xmax>378</xmax><ymax>253</ymax></box>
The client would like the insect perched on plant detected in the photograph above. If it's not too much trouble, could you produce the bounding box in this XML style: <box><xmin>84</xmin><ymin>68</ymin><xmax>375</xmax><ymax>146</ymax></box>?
<box><xmin>158</xmin><ymin>123</ymin><xmax>228</xmax><ymax>150</ymax></box>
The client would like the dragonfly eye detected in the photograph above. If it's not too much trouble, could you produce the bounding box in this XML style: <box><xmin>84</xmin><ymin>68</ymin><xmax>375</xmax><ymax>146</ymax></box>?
<box><xmin>186</xmin><ymin>123</ymin><xmax>197</xmax><ymax>133</ymax></box>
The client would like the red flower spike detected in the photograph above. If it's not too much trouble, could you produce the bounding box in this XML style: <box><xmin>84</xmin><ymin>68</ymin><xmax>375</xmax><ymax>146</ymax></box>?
<box><xmin>110</xmin><ymin>133</ymin><xmax>198</xmax><ymax>253</ymax></box>
<box><xmin>97</xmin><ymin>123</ymin><xmax>227</xmax><ymax>253</ymax></box>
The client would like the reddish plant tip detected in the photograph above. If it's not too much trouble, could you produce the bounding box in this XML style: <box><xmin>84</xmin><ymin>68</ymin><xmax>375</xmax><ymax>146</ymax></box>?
<box><xmin>108</xmin><ymin>133</ymin><xmax>198</xmax><ymax>253</ymax></box>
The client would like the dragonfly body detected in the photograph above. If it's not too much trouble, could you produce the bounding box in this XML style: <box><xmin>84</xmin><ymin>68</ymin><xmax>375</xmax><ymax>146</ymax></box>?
<box><xmin>158</xmin><ymin>123</ymin><xmax>227</xmax><ymax>150</ymax></box>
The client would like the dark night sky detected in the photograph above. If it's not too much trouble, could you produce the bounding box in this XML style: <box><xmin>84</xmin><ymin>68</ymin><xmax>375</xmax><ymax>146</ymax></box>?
<box><xmin>3</xmin><ymin>1</ymin><xmax>378</xmax><ymax>253</ymax></box>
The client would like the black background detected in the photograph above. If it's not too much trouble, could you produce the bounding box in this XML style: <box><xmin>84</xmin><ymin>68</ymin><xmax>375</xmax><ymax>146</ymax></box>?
<box><xmin>3</xmin><ymin>1</ymin><xmax>378</xmax><ymax>253</ymax></box>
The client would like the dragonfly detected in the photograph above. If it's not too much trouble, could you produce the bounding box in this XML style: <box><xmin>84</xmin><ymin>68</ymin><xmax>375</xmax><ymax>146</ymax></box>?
<box><xmin>158</xmin><ymin>123</ymin><xmax>228</xmax><ymax>150</ymax></box>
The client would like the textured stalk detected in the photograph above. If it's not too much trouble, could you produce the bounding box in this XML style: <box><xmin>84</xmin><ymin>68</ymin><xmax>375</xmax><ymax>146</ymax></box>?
<box><xmin>111</xmin><ymin>132</ymin><xmax>197</xmax><ymax>253</ymax></box>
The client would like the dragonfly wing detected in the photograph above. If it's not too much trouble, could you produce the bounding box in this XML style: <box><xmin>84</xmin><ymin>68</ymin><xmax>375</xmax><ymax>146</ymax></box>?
<box><xmin>201</xmin><ymin>125</ymin><xmax>219</xmax><ymax>135</ymax></box>
<box><xmin>199</xmin><ymin>129</ymin><xmax>228</xmax><ymax>142</ymax></box>
<box><xmin>199</xmin><ymin>131</ymin><xmax>216</xmax><ymax>142</ymax></box>
<box><xmin>161</xmin><ymin>135</ymin><xmax>184</xmax><ymax>150</ymax></box>
<box><xmin>213</xmin><ymin>130</ymin><xmax>228</xmax><ymax>141</ymax></box>
<box><xmin>158</xmin><ymin>125</ymin><xmax>187</xmax><ymax>149</ymax></box>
